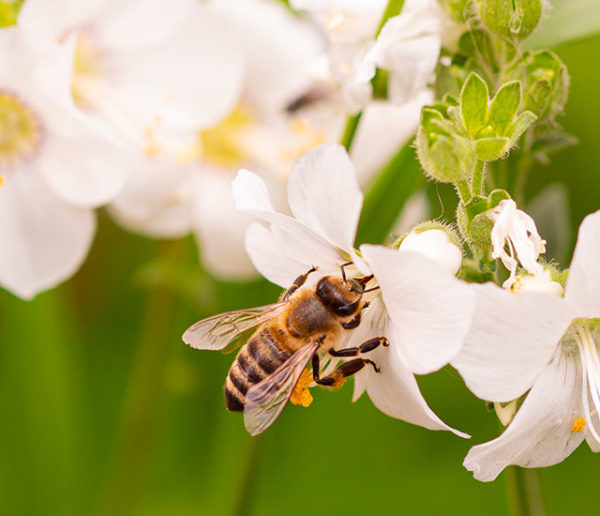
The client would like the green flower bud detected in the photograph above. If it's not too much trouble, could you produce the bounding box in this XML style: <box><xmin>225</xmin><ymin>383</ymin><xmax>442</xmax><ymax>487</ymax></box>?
<box><xmin>438</xmin><ymin>0</ymin><xmax>474</xmax><ymax>22</ymax></box>
<box><xmin>475</xmin><ymin>0</ymin><xmax>542</xmax><ymax>41</ymax></box>
<box><xmin>416</xmin><ymin>108</ymin><xmax>476</xmax><ymax>183</ymax></box>
<box><xmin>504</xmin><ymin>50</ymin><xmax>569</xmax><ymax>120</ymax></box>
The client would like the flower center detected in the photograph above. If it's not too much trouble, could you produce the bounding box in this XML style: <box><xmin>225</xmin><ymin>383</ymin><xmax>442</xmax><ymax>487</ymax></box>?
<box><xmin>0</xmin><ymin>91</ymin><xmax>44</xmax><ymax>171</ymax></box>
<box><xmin>197</xmin><ymin>104</ymin><xmax>256</xmax><ymax>168</ymax></box>
<box><xmin>70</xmin><ymin>30</ymin><xmax>106</xmax><ymax>108</ymax></box>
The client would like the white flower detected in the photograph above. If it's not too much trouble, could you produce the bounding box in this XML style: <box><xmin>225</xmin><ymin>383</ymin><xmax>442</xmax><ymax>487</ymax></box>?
<box><xmin>0</xmin><ymin>27</ymin><xmax>129</xmax><ymax>298</ymax></box>
<box><xmin>233</xmin><ymin>143</ymin><xmax>474</xmax><ymax>436</ymax></box>
<box><xmin>452</xmin><ymin>210</ymin><xmax>600</xmax><ymax>481</ymax></box>
<box><xmin>488</xmin><ymin>199</ymin><xmax>547</xmax><ymax>287</ymax></box>
<box><xmin>18</xmin><ymin>0</ymin><xmax>244</xmax><ymax>150</ymax></box>
<box><xmin>108</xmin><ymin>0</ymin><xmax>326</xmax><ymax>279</ymax></box>
<box><xmin>292</xmin><ymin>0</ymin><xmax>444</xmax><ymax>113</ymax></box>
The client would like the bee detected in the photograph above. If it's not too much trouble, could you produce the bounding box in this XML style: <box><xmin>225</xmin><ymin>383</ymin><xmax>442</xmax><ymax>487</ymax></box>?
<box><xmin>182</xmin><ymin>264</ymin><xmax>387</xmax><ymax>435</ymax></box>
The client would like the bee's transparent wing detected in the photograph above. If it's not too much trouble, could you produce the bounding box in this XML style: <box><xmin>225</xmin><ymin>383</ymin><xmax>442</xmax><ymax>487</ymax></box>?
<box><xmin>244</xmin><ymin>341</ymin><xmax>320</xmax><ymax>436</ymax></box>
<box><xmin>182</xmin><ymin>302</ymin><xmax>286</xmax><ymax>352</ymax></box>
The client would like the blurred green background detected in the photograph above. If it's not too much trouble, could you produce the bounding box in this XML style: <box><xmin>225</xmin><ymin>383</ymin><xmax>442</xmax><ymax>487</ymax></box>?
<box><xmin>3</xmin><ymin>18</ymin><xmax>600</xmax><ymax>516</ymax></box>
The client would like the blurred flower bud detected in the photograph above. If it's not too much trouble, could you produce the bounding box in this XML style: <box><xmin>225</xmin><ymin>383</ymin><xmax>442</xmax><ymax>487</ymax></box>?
<box><xmin>475</xmin><ymin>0</ymin><xmax>542</xmax><ymax>41</ymax></box>
<box><xmin>437</xmin><ymin>0</ymin><xmax>474</xmax><ymax>22</ymax></box>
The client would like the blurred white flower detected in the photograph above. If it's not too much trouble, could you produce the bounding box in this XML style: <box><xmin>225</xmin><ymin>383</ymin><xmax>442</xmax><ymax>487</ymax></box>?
<box><xmin>452</xmin><ymin>210</ymin><xmax>600</xmax><ymax>481</ymax></box>
<box><xmin>398</xmin><ymin>228</ymin><xmax>463</xmax><ymax>275</ymax></box>
<box><xmin>18</xmin><ymin>0</ymin><xmax>244</xmax><ymax>150</ymax></box>
<box><xmin>489</xmin><ymin>199</ymin><xmax>547</xmax><ymax>287</ymax></box>
<box><xmin>233</xmin><ymin>143</ymin><xmax>473</xmax><ymax>436</ymax></box>
<box><xmin>109</xmin><ymin>0</ymin><xmax>326</xmax><ymax>279</ymax></box>
<box><xmin>0</xmin><ymin>27</ymin><xmax>128</xmax><ymax>298</ymax></box>
<box><xmin>292</xmin><ymin>0</ymin><xmax>444</xmax><ymax>113</ymax></box>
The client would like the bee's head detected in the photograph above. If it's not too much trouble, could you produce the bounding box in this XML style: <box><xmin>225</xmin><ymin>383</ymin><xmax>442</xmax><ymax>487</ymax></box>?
<box><xmin>315</xmin><ymin>275</ymin><xmax>365</xmax><ymax>317</ymax></box>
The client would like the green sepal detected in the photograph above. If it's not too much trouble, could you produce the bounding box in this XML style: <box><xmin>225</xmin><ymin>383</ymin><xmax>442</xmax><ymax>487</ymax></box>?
<box><xmin>461</xmin><ymin>72</ymin><xmax>489</xmax><ymax>137</ymax></box>
<box><xmin>475</xmin><ymin>137</ymin><xmax>509</xmax><ymax>160</ymax></box>
<box><xmin>487</xmin><ymin>80</ymin><xmax>521</xmax><ymax>134</ymax></box>
<box><xmin>506</xmin><ymin>111</ymin><xmax>537</xmax><ymax>144</ymax></box>
<box><xmin>488</xmin><ymin>188</ymin><xmax>511</xmax><ymax>208</ymax></box>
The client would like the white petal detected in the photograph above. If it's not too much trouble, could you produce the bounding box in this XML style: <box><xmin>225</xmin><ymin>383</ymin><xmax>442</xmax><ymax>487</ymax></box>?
<box><xmin>233</xmin><ymin>169</ymin><xmax>342</xmax><ymax>265</ymax></box>
<box><xmin>39</xmin><ymin>120</ymin><xmax>130</xmax><ymax>208</ymax></box>
<box><xmin>351</xmin><ymin>304</ymin><xmax>468</xmax><ymax>437</ymax></box>
<box><xmin>109</xmin><ymin>156</ymin><xmax>193</xmax><ymax>238</ymax></box>
<box><xmin>0</xmin><ymin>172</ymin><xmax>95</xmax><ymax>299</ymax></box>
<box><xmin>191</xmin><ymin>170</ymin><xmax>259</xmax><ymax>280</ymax></box>
<box><xmin>210</xmin><ymin>0</ymin><xmax>322</xmax><ymax>113</ymax></box>
<box><xmin>565</xmin><ymin>210</ymin><xmax>600</xmax><ymax>318</ymax></box>
<box><xmin>452</xmin><ymin>283</ymin><xmax>575</xmax><ymax>402</ymax></box>
<box><xmin>360</xmin><ymin>244</ymin><xmax>474</xmax><ymax>374</ymax></box>
<box><xmin>463</xmin><ymin>353</ymin><xmax>585</xmax><ymax>482</ymax></box>
<box><xmin>287</xmin><ymin>143</ymin><xmax>363</xmax><ymax>254</ymax></box>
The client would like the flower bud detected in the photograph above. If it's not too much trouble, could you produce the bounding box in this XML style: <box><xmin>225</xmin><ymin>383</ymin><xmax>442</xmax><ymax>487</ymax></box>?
<box><xmin>393</xmin><ymin>224</ymin><xmax>463</xmax><ymax>275</ymax></box>
<box><xmin>416</xmin><ymin>108</ymin><xmax>476</xmax><ymax>183</ymax></box>
<box><xmin>475</xmin><ymin>0</ymin><xmax>542</xmax><ymax>41</ymax></box>
<box><xmin>503</xmin><ymin>50</ymin><xmax>569</xmax><ymax>120</ymax></box>
<box><xmin>438</xmin><ymin>0</ymin><xmax>473</xmax><ymax>22</ymax></box>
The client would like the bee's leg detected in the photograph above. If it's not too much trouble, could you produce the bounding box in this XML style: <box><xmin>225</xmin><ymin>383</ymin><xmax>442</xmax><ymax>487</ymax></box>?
<box><xmin>282</xmin><ymin>266</ymin><xmax>318</xmax><ymax>301</ymax></box>
<box><xmin>328</xmin><ymin>336</ymin><xmax>388</xmax><ymax>357</ymax></box>
<box><xmin>313</xmin><ymin>356</ymin><xmax>380</xmax><ymax>386</ymax></box>
<box><xmin>340</xmin><ymin>302</ymin><xmax>371</xmax><ymax>330</ymax></box>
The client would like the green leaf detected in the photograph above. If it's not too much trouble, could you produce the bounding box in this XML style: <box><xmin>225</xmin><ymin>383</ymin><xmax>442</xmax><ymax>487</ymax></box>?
<box><xmin>475</xmin><ymin>137</ymin><xmax>509</xmax><ymax>160</ymax></box>
<box><xmin>526</xmin><ymin>0</ymin><xmax>600</xmax><ymax>49</ymax></box>
<box><xmin>506</xmin><ymin>111</ymin><xmax>537</xmax><ymax>144</ymax></box>
<box><xmin>461</xmin><ymin>72</ymin><xmax>489</xmax><ymax>137</ymax></box>
<box><xmin>487</xmin><ymin>81</ymin><xmax>521</xmax><ymax>134</ymax></box>
<box><xmin>356</xmin><ymin>139</ymin><xmax>423</xmax><ymax>245</ymax></box>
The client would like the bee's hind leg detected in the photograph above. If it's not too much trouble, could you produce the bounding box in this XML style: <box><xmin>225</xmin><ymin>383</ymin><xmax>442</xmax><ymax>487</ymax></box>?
<box><xmin>282</xmin><ymin>266</ymin><xmax>318</xmax><ymax>300</ymax></box>
<box><xmin>312</xmin><ymin>354</ymin><xmax>380</xmax><ymax>387</ymax></box>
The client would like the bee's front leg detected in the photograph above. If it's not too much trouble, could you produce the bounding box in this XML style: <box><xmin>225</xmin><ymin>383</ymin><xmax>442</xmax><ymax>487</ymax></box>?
<box><xmin>282</xmin><ymin>266</ymin><xmax>318</xmax><ymax>301</ymax></box>
<box><xmin>340</xmin><ymin>302</ymin><xmax>371</xmax><ymax>330</ymax></box>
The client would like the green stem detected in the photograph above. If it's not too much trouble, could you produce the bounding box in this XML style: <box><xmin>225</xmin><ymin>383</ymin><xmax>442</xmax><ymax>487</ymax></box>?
<box><xmin>231</xmin><ymin>436</ymin><xmax>264</xmax><ymax>516</ymax></box>
<box><xmin>505</xmin><ymin>466</ymin><xmax>545</xmax><ymax>516</ymax></box>
<box><xmin>339</xmin><ymin>112</ymin><xmax>363</xmax><ymax>152</ymax></box>
<box><xmin>471</xmin><ymin>161</ymin><xmax>485</xmax><ymax>196</ymax></box>
<box><xmin>375</xmin><ymin>0</ymin><xmax>405</xmax><ymax>36</ymax></box>
<box><xmin>456</xmin><ymin>180</ymin><xmax>472</xmax><ymax>202</ymax></box>
<box><xmin>98</xmin><ymin>241</ymin><xmax>182</xmax><ymax>515</ymax></box>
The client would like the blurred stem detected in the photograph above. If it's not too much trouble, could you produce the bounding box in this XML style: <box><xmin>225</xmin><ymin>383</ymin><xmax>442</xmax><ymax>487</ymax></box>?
<box><xmin>99</xmin><ymin>240</ymin><xmax>183</xmax><ymax>515</ymax></box>
<box><xmin>339</xmin><ymin>112</ymin><xmax>362</xmax><ymax>152</ymax></box>
<box><xmin>513</xmin><ymin>129</ymin><xmax>535</xmax><ymax>205</ymax></box>
<box><xmin>505</xmin><ymin>466</ymin><xmax>545</xmax><ymax>516</ymax></box>
<box><xmin>231</xmin><ymin>436</ymin><xmax>263</xmax><ymax>516</ymax></box>
<box><xmin>472</xmin><ymin>161</ymin><xmax>485</xmax><ymax>196</ymax></box>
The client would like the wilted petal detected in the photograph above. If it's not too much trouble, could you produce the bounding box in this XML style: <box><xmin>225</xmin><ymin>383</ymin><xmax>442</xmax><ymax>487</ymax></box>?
<box><xmin>452</xmin><ymin>283</ymin><xmax>575</xmax><ymax>402</ymax></box>
<box><xmin>463</xmin><ymin>353</ymin><xmax>585</xmax><ymax>482</ymax></box>
<box><xmin>564</xmin><ymin>210</ymin><xmax>600</xmax><ymax>318</ymax></box>
<box><xmin>0</xmin><ymin>172</ymin><xmax>95</xmax><ymax>299</ymax></box>
<box><xmin>287</xmin><ymin>144</ymin><xmax>363</xmax><ymax>254</ymax></box>
<box><xmin>360</xmin><ymin>244</ymin><xmax>474</xmax><ymax>374</ymax></box>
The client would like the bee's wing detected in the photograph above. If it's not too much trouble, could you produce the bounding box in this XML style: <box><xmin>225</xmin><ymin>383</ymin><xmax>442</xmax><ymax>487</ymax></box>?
<box><xmin>182</xmin><ymin>302</ymin><xmax>286</xmax><ymax>352</ymax></box>
<box><xmin>243</xmin><ymin>341</ymin><xmax>320</xmax><ymax>436</ymax></box>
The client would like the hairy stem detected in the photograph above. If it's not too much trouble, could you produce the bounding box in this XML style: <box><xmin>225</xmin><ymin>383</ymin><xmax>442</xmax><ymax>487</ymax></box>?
<box><xmin>471</xmin><ymin>160</ymin><xmax>486</xmax><ymax>196</ymax></box>
<box><xmin>456</xmin><ymin>179</ymin><xmax>472</xmax><ymax>202</ymax></box>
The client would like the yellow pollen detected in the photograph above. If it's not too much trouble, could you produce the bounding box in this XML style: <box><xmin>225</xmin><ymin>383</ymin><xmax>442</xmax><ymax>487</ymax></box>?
<box><xmin>572</xmin><ymin>417</ymin><xmax>587</xmax><ymax>433</ymax></box>
<box><xmin>290</xmin><ymin>369</ymin><xmax>314</xmax><ymax>407</ymax></box>
<box><xmin>331</xmin><ymin>371</ymin><xmax>346</xmax><ymax>389</ymax></box>
<box><xmin>0</xmin><ymin>92</ymin><xmax>43</xmax><ymax>170</ymax></box>
<box><xmin>0</xmin><ymin>175</ymin><xmax>3</xmax><ymax>186</ymax></box>
<box><xmin>198</xmin><ymin>104</ymin><xmax>255</xmax><ymax>168</ymax></box>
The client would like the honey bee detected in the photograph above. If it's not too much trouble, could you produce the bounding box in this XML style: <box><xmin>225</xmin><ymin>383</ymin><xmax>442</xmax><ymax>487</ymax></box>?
<box><xmin>182</xmin><ymin>265</ymin><xmax>387</xmax><ymax>435</ymax></box>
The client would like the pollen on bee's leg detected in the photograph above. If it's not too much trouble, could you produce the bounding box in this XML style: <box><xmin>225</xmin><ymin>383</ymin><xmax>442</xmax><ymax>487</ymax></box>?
<box><xmin>572</xmin><ymin>417</ymin><xmax>587</xmax><ymax>433</ymax></box>
<box><xmin>290</xmin><ymin>369</ymin><xmax>314</xmax><ymax>407</ymax></box>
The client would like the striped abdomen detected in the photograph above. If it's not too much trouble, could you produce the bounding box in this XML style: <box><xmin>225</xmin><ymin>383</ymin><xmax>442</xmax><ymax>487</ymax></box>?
<box><xmin>224</xmin><ymin>325</ymin><xmax>293</xmax><ymax>412</ymax></box>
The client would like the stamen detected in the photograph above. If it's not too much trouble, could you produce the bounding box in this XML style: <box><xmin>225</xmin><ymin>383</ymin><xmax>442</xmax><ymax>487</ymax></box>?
<box><xmin>0</xmin><ymin>91</ymin><xmax>44</xmax><ymax>170</ymax></box>
<box><xmin>572</xmin><ymin>417</ymin><xmax>587</xmax><ymax>433</ymax></box>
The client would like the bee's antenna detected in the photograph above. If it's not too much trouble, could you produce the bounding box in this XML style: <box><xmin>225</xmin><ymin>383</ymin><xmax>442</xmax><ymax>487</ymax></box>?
<box><xmin>358</xmin><ymin>274</ymin><xmax>374</xmax><ymax>285</ymax></box>
<box><xmin>339</xmin><ymin>261</ymin><xmax>352</xmax><ymax>283</ymax></box>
